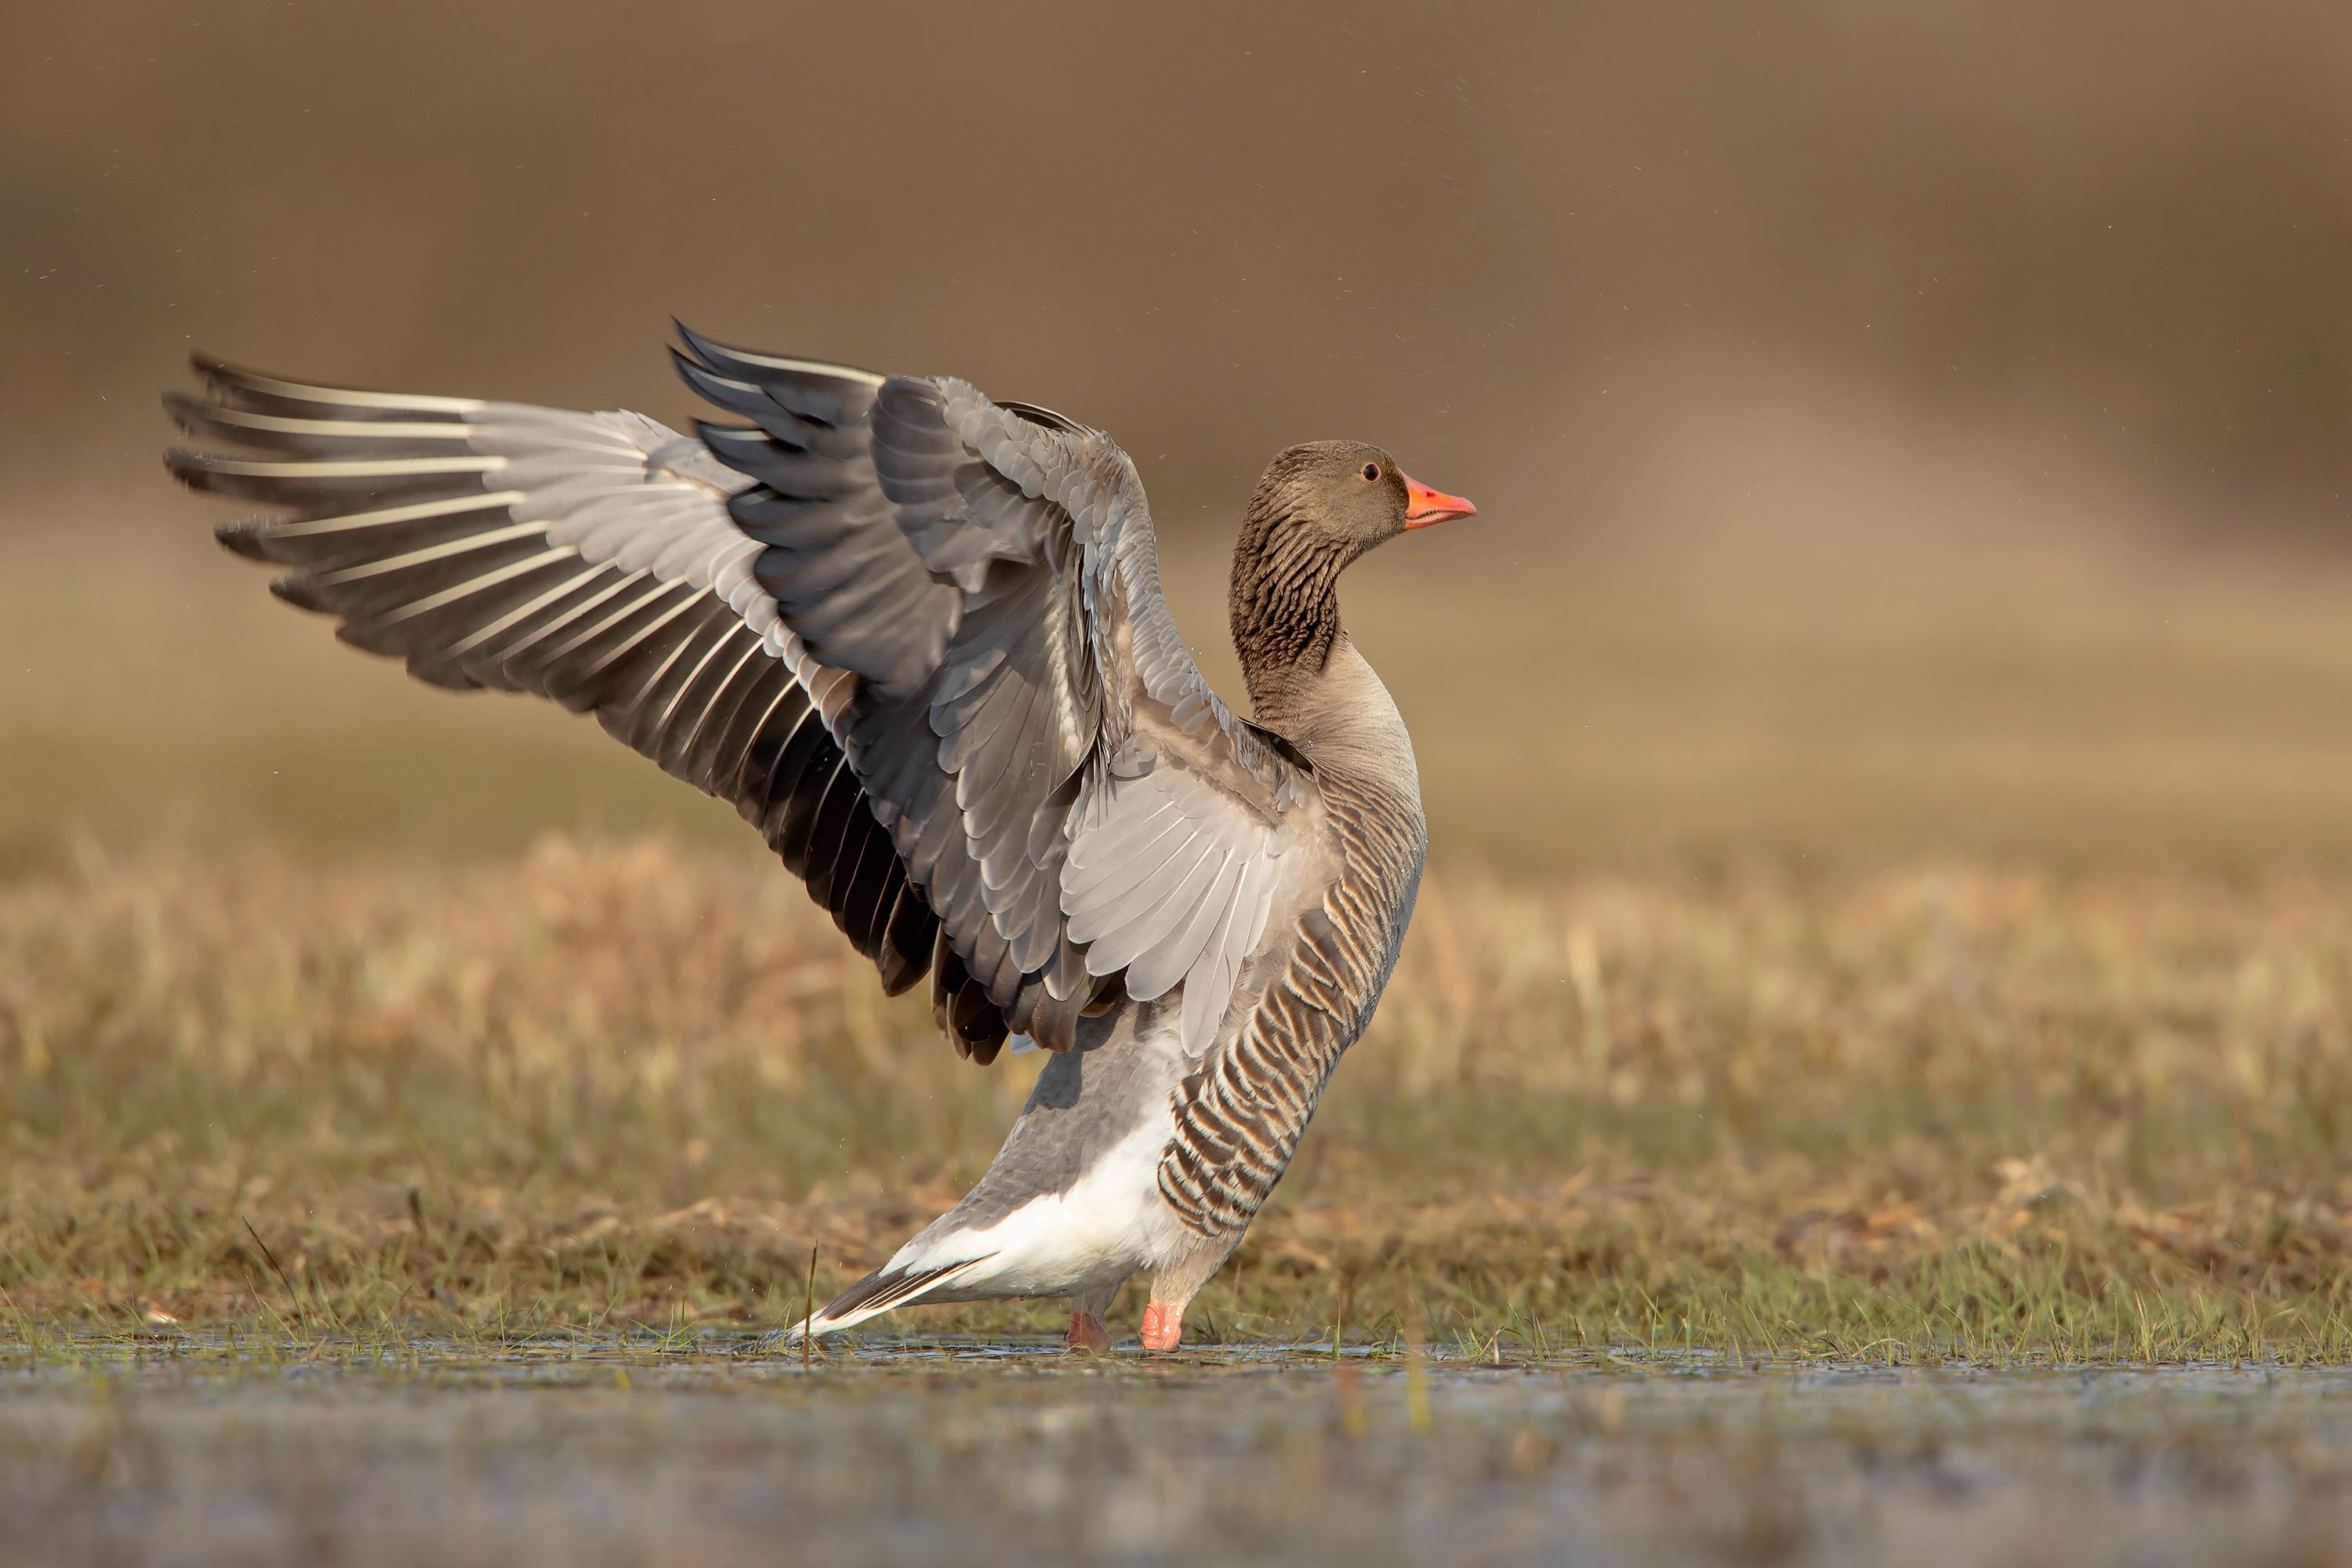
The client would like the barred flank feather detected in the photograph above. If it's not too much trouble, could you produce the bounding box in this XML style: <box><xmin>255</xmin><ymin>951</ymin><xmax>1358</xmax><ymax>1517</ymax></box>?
<box><xmin>1158</xmin><ymin>772</ymin><xmax>1427</xmax><ymax>1237</ymax></box>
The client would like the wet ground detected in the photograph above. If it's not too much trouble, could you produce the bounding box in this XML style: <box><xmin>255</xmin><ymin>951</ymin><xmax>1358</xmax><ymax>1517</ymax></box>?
<box><xmin>4</xmin><ymin>1336</ymin><xmax>2349</xmax><ymax>1566</ymax></box>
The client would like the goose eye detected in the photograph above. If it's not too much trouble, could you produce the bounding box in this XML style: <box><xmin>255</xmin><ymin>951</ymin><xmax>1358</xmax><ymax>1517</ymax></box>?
<box><xmin>1360</xmin><ymin>463</ymin><xmax>1381</xmax><ymax>482</ymax></box>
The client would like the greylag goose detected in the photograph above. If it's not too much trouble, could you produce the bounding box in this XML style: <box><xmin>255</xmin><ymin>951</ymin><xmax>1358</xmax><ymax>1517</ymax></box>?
<box><xmin>163</xmin><ymin>330</ymin><xmax>1476</xmax><ymax>1352</ymax></box>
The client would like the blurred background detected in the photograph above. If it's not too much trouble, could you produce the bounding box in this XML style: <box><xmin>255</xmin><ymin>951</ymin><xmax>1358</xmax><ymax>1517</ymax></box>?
<box><xmin>6</xmin><ymin>0</ymin><xmax>2352</xmax><ymax>871</ymax></box>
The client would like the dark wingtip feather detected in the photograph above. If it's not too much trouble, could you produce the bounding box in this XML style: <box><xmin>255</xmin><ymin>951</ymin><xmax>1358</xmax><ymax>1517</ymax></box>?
<box><xmin>268</xmin><ymin>572</ymin><xmax>331</xmax><ymax>614</ymax></box>
<box><xmin>162</xmin><ymin>446</ymin><xmax>223</xmax><ymax>492</ymax></box>
<box><xmin>214</xmin><ymin>517</ymin><xmax>281</xmax><ymax>561</ymax></box>
<box><xmin>161</xmin><ymin>388</ymin><xmax>211</xmax><ymax>439</ymax></box>
<box><xmin>669</xmin><ymin>347</ymin><xmax>765</xmax><ymax>416</ymax></box>
<box><xmin>1012</xmin><ymin>983</ymin><xmax>1083</xmax><ymax>1053</ymax></box>
<box><xmin>404</xmin><ymin>655</ymin><xmax>484</xmax><ymax>692</ymax></box>
<box><xmin>950</xmin><ymin>975</ymin><xmax>1007</xmax><ymax>1065</ymax></box>
<box><xmin>189</xmin><ymin>350</ymin><xmax>308</xmax><ymax>394</ymax></box>
<box><xmin>189</xmin><ymin>348</ymin><xmax>242</xmax><ymax>386</ymax></box>
<box><xmin>877</xmin><ymin>949</ymin><xmax>925</xmax><ymax>999</ymax></box>
<box><xmin>187</xmin><ymin>350</ymin><xmax>290</xmax><ymax>405</ymax></box>
<box><xmin>695</xmin><ymin>421</ymin><xmax>771</xmax><ymax>464</ymax></box>
<box><xmin>877</xmin><ymin>887</ymin><xmax>938</xmax><ymax>998</ymax></box>
<box><xmin>675</xmin><ymin>321</ymin><xmax>872</xmax><ymax>383</ymax></box>
<box><xmin>673</xmin><ymin>321</ymin><xmax>735</xmax><ymax>376</ymax></box>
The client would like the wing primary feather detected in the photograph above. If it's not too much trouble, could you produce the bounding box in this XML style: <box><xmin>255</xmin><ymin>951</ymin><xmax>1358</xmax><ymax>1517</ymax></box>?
<box><xmin>190</xmin><ymin>353</ymin><xmax>485</xmax><ymax>416</ymax></box>
<box><xmin>174</xmin><ymin>358</ymin><xmax>958</xmax><ymax>1028</ymax></box>
<box><xmin>446</xmin><ymin>563</ymin><xmax>625</xmax><ymax>662</ymax></box>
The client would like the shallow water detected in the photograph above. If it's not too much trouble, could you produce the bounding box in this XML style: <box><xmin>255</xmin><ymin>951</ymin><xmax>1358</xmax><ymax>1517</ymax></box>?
<box><xmin>5</xmin><ymin>1335</ymin><xmax>2350</xmax><ymax>1566</ymax></box>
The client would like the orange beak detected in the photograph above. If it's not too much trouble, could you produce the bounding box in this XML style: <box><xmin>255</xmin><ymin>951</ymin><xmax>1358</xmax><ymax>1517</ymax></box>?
<box><xmin>1400</xmin><ymin>471</ymin><xmax>1477</xmax><ymax>528</ymax></box>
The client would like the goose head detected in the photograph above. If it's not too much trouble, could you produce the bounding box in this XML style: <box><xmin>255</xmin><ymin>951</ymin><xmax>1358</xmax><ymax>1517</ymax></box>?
<box><xmin>1229</xmin><ymin>441</ymin><xmax>1475</xmax><ymax>710</ymax></box>
<box><xmin>1243</xmin><ymin>441</ymin><xmax>1476</xmax><ymax>564</ymax></box>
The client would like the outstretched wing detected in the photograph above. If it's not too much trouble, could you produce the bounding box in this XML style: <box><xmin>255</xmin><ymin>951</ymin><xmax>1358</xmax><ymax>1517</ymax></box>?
<box><xmin>164</xmin><ymin>356</ymin><xmax>939</xmax><ymax>998</ymax></box>
<box><xmin>167</xmin><ymin>330</ymin><xmax>1316</xmax><ymax>1065</ymax></box>
<box><xmin>677</xmin><ymin>328</ymin><xmax>1316</xmax><ymax>1060</ymax></box>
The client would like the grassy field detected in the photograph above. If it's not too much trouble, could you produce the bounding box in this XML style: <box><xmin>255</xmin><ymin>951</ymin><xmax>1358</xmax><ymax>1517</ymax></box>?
<box><xmin>7</xmin><ymin>836</ymin><xmax>2350</xmax><ymax>1362</ymax></box>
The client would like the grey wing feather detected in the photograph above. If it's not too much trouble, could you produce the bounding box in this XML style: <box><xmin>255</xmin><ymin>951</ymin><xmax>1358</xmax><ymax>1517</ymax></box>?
<box><xmin>165</xmin><ymin>357</ymin><xmax>940</xmax><ymax>1000</ymax></box>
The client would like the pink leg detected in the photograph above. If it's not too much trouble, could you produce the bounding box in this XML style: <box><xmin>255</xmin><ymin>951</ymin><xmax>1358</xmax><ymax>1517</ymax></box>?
<box><xmin>1065</xmin><ymin>1309</ymin><xmax>1112</xmax><ymax>1352</ymax></box>
<box><xmin>1140</xmin><ymin>1300</ymin><xmax>1184</xmax><ymax>1352</ymax></box>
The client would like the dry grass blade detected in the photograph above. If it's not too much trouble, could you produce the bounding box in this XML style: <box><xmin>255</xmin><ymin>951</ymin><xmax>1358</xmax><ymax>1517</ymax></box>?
<box><xmin>241</xmin><ymin>1217</ymin><xmax>306</xmax><ymax>1333</ymax></box>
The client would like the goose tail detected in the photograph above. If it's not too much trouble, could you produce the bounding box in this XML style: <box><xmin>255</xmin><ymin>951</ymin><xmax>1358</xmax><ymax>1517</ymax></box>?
<box><xmin>770</xmin><ymin>1252</ymin><xmax>998</xmax><ymax>1346</ymax></box>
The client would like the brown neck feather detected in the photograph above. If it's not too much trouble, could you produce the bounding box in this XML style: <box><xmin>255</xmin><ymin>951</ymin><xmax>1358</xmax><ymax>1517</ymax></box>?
<box><xmin>1229</xmin><ymin>495</ymin><xmax>1351</xmax><ymax>721</ymax></box>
